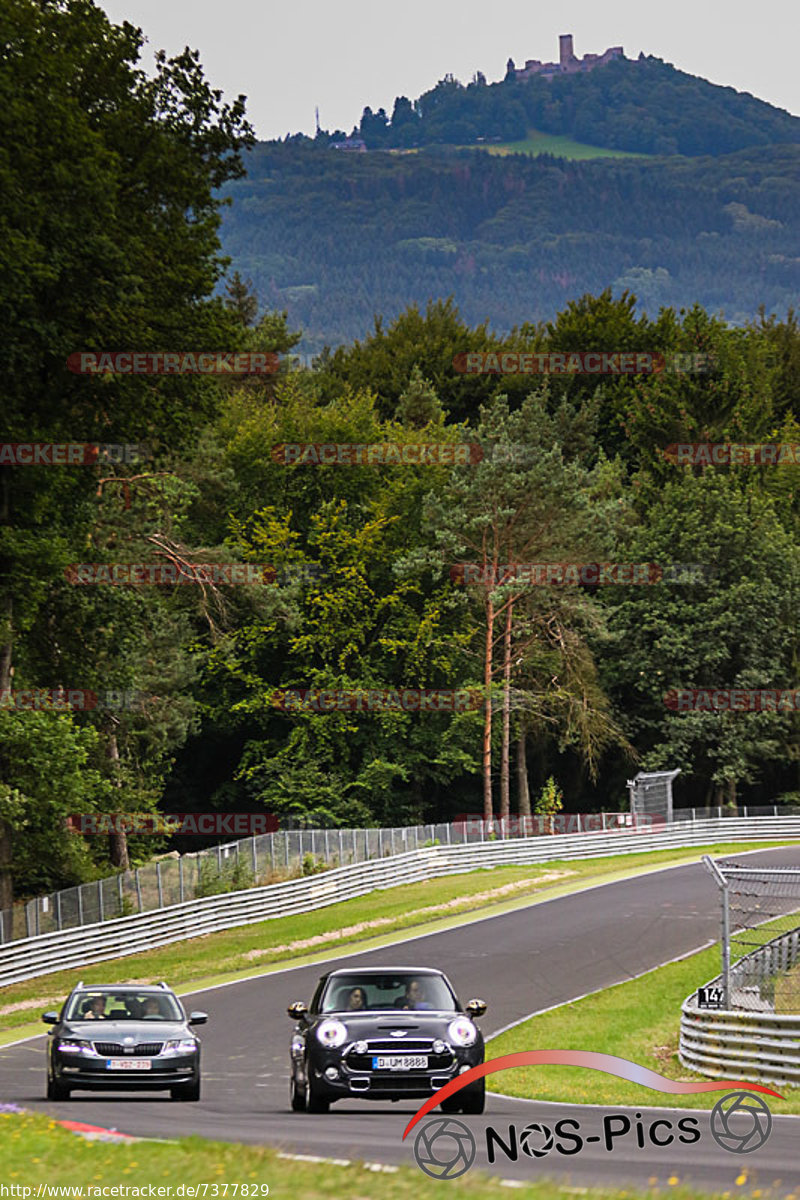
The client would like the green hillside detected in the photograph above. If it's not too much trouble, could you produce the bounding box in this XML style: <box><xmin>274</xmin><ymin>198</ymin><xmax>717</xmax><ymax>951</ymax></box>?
<box><xmin>335</xmin><ymin>55</ymin><xmax>800</xmax><ymax>157</ymax></box>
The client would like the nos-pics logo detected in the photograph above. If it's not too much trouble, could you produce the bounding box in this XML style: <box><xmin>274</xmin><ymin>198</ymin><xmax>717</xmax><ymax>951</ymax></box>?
<box><xmin>404</xmin><ymin>1052</ymin><xmax>780</xmax><ymax>1180</ymax></box>
<box><xmin>412</xmin><ymin>1095</ymin><xmax>772</xmax><ymax>1180</ymax></box>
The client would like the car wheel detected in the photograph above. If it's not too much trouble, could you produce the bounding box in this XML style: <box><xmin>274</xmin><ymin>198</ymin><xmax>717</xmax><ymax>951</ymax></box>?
<box><xmin>290</xmin><ymin>1074</ymin><xmax>307</xmax><ymax>1112</ymax></box>
<box><xmin>47</xmin><ymin>1075</ymin><xmax>71</xmax><ymax>1101</ymax></box>
<box><xmin>171</xmin><ymin>1080</ymin><xmax>201</xmax><ymax>1101</ymax></box>
<box><xmin>439</xmin><ymin>1094</ymin><xmax>461</xmax><ymax>1113</ymax></box>
<box><xmin>306</xmin><ymin>1071</ymin><xmax>329</xmax><ymax>1114</ymax></box>
<box><xmin>460</xmin><ymin>1078</ymin><xmax>485</xmax><ymax>1114</ymax></box>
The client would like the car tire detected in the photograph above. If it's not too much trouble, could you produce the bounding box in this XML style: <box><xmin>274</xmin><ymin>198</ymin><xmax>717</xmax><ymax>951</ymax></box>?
<box><xmin>306</xmin><ymin>1072</ymin><xmax>330</xmax><ymax>1114</ymax></box>
<box><xmin>439</xmin><ymin>1094</ymin><xmax>461</xmax><ymax>1113</ymax></box>
<box><xmin>171</xmin><ymin>1080</ymin><xmax>201</xmax><ymax>1101</ymax></box>
<box><xmin>47</xmin><ymin>1075</ymin><xmax>71</xmax><ymax>1101</ymax></box>
<box><xmin>460</xmin><ymin>1078</ymin><xmax>485</xmax><ymax>1114</ymax></box>
<box><xmin>290</xmin><ymin>1075</ymin><xmax>307</xmax><ymax>1112</ymax></box>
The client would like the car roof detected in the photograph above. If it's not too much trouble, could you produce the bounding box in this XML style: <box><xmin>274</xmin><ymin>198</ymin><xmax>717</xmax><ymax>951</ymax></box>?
<box><xmin>70</xmin><ymin>985</ymin><xmax>175</xmax><ymax>993</ymax></box>
<box><xmin>323</xmin><ymin>967</ymin><xmax>447</xmax><ymax>978</ymax></box>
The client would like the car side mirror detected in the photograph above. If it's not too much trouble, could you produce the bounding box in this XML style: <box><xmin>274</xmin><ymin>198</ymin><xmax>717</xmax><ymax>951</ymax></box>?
<box><xmin>42</xmin><ymin>1012</ymin><xmax>59</xmax><ymax>1025</ymax></box>
<box><xmin>287</xmin><ymin>1001</ymin><xmax>308</xmax><ymax>1021</ymax></box>
<box><xmin>188</xmin><ymin>1012</ymin><xmax>207</xmax><ymax>1025</ymax></box>
<box><xmin>466</xmin><ymin>998</ymin><xmax>487</xmax><ymax>1019</ymax></box>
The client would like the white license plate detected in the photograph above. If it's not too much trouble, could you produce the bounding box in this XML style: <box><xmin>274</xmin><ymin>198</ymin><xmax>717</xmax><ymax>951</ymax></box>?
<box><xmin>107</xmin><ymin>1059</ymin><xmax>152</xmax><ymax>1070</ymax></box>
<box><xmin>372</xmin><ymin>1055</ymin><xmax>428</xmax><ymax>1070</ymax></box>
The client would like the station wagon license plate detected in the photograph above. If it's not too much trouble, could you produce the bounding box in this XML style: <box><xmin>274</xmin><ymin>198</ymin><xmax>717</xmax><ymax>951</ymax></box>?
<box><xmin>107</xmin><ymin>1059</ymin><xmax>152</xmax><ymax>1070</ymax></box>
<box><xmin>372</xmin><ymin>1054</ymin><xmax>427</xmax><ymax>1070</ymax></box>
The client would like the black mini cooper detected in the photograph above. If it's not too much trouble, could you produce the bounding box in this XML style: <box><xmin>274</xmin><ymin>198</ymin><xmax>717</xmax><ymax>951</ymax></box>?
<box><xmin>287</xmin><ymin>966</ymin><xmax>487</xmax><ymax>1113</ymax></box>
<box><xmin>42</xmin><ymin>982</ymin><xmax>207</xmax><ymax>1101</ymax></box>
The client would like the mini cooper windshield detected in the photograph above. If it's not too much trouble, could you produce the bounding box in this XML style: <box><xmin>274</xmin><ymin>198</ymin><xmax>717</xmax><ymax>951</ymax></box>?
<box><xmin>320</xmin><ymin>972</ymin><xmax>458</xmax><ymax>1012</ymax></box>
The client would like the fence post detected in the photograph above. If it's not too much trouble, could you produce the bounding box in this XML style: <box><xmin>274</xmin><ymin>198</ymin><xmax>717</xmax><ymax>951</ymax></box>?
<box><xmin>601</xmin><ymin>812</ymin><xmax>607</xmax><ymax>831</ymax></box>
<box><xmin>339</xmin><ymin>829</ymin><xmax>344</xmax><ymax>864</ymax></box>
<box><xmin>285</xmin><ymin>832</ymin><xmax>290</xmax><ymax>868</ymax></box>
<box><xmin>324</xmin><ymin>828</ymin><xmax>330</xmax><ymax>860</ymax></box>
<box><xmin>97</xmin><ymin>880</ymin><xmax>104</xmax><ymax>923</ymax></box>
<box><xmin>135</xmin><ymin>868</ymin><xmax>143</xmax><ymax>912</ymax></box>
<box><xmin>445</xmin><ymin>822</ymin><xmax>452</xmax><ymax>845</ymax></box>
<box><xmin>743</xmin><ymin>806</ymin><xmax>748</xmax><ymax>819</ymax></box>
<box><xmin>156</xmin><ymin>861</ymin><xmax>164</xmax><ymax>908</ymax></box>
<box><xmin>217</xmin><ymin>844</ymin><xmax>222</xmax><ymax>871</ymax></box>
<box><xmin>251</xmin><ymin>836</ymin><xmax>258</xmax><ymax>877</ymax></box>
<box><xmin>56</xmin><ymin>888</ymin><xmax>63</xmax><ymax>930</ymax></box>
<box><xmin>77</xmin><ymin>887</ymin><xmax>84</xmax><ymax>926</ymax></box>
<box><xmin>179</xmin><ymin>856</ymin><xmax>185</xmax><ymax>904</ymax></box>
<box><xmin>270</xmin><ymin>833</ymin><xmax>275</xmax><ymax>873</ymax></box>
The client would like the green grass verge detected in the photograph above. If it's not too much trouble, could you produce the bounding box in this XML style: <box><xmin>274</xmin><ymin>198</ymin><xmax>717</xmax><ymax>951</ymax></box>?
<box><xmin>487</xmin><ymin>941</ymin><xmax>800</xmax><ymax>1113</ymax></box>
<box><xmin>0</xmin><ymin>842</ymin><xmax>791</xmax><ymax>1043</ymax></box>
<box><xmin>0</xmin><ymin>1109</ymin><xmax>763</xmax><ymax>1199</ymax></box>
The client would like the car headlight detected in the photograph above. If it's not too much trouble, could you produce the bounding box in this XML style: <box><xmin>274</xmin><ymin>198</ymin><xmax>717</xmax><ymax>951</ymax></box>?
<box><xmin>56</xmin><ymin>1039</ymin><xmax>96</xmax><ymax>1054</ymax></box>
<box><xmin>315</xmin><ymin>1019</ymin><xmax>347</xmax><ymax>1048</ymax></box>
<box><xmin>447</xmin><ymin>1018</ymin><xmax>477</xmax><ymax>1047</ymax></box>
<box><xmin>162</xmin><ymin>1039</ymin><xmax>198</xmax><ymax>1055</ymax></box>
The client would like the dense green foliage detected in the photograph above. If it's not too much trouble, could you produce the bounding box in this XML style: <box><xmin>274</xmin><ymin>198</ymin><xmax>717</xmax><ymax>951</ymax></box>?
<box><xmin>345</xmin><ymin>57</ymin><xmax>800</xmax><ymax>156</ymax></box>
<box><xmin>220</xmin><ymin>142</ymin><xmax>800</xmax><ymax>353</ymax></box>
<box><xmin>2</xmin><ymin>1</ymin><xmax>798</xmax><ymax>905</ymax></box>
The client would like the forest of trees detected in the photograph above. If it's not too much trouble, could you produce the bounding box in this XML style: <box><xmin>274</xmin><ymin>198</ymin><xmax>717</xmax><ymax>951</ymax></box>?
<box><xmin>221</xmin><ymin>141</ymin><xmax>800</xmax><ymax>354</ymax></box>
<box><xmin>2</xmin><ymin>1</ymin><xmax>798</xmax><ymax>908</ymax></box>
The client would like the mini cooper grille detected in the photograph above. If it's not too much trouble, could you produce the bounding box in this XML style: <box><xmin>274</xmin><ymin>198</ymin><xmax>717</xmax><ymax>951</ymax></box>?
<box><xmin>93</xmin><ymin>1042</ymin><xmax>164</xmax><ymax>1057</ymax></box>
<box><xmin>345</xmin><ymin>1038</ymin><xmax>453</xmax><ymax>1073</ymax></box>
<box><xmin>353</xmin><ymin>1040</ymin><xmax>440</xmax><ymax>1054</ymax></box>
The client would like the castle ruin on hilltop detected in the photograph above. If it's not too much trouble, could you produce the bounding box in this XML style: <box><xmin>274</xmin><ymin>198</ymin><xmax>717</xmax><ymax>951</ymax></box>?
<box><xmin>511</xmin><ymin>34</ymin><xmax>624</xmax><ymax>81</ymax></box>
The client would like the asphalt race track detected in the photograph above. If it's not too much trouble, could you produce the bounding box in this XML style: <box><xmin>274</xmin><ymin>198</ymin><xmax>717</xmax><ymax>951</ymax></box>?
<box><xmin>3</xmin><ymin>848</ymin><xmax>800</xmax><ymax>1195</ymax></box>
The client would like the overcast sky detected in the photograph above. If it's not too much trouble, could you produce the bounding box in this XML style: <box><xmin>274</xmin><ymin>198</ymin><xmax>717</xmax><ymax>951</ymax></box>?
<box><xmin>99</xmin><ymin>0</ymin><xmax>799</xmax><ymax>140</ymax></box>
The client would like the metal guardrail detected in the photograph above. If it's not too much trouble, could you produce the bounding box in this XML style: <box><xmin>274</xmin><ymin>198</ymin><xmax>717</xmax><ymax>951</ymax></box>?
<box><xmin>3</xmin><ymin>816</ymin><xmax>800</xmax><ymax>989</ymax></box>
<box><xmin>6</xmin><ymin>803</ymin><xmax>795</xmax><ymax>946</ymax></box>
<box><xmin>2</xmin><ymin>812</ymin><xmax>646</xmax><ymax>945</ymax></box>
<box><xmin>680</xmin><ymin>1007</ymin><xmax>800</xmax><ymax>1087</ymax></box>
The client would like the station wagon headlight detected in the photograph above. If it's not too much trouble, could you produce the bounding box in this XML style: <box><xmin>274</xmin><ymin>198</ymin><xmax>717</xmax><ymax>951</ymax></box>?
<box><xmin>57</xmin><ymin>1039</ymin><xmax>96</xmax><ymax>1054</ymax></box>
<box><xmin>162</xmin><ymin>1039</ymin><xmax>197</xmax><ymax>1055</ymax></box>
<box><xmin>447</xmin><ymin>1018</ymin><xmax>477</xmax><ymax>1047</ymax></box>
<box><xmin>316</xmin><ymin>1019</ymin><xmax>347</xmax><ymax>1048</ymax></box>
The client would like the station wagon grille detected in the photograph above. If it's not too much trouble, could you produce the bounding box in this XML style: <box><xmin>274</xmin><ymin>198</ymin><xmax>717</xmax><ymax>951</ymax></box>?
<box><xmin>93</xmin><ymin>1042</ymin><xmax>164</xmax><ymax>1056</ymax></box>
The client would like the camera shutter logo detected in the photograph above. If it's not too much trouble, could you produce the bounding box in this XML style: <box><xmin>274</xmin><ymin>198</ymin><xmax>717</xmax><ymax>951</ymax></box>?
<box><xmin>413</xmin><ymin>1117</ymin><xmax>476</xmax><ymax>1179</ymax></box>
<box><xmin>710</xmin><ymin>1092</ymin><xmax>772</xmax><ymax>1154</ymax></box>
<box><xmin>519</xmin><ymin>1122</ymin><xmax>555</xmax><ymax>1158</ymax></box>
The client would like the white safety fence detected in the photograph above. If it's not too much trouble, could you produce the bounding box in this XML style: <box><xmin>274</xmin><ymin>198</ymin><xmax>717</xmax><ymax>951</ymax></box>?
<box><xmin>3</xmin><ymin>816</ymin><xmax>800</xmax><ymax>988</ymax></box>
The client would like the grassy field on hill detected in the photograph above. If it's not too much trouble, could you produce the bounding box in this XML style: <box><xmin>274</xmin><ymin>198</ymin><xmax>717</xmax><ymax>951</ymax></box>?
<box><xmin>482</xmin><ymin>130</ymin><xmax>650</xmax><ymax>159</ymax></box>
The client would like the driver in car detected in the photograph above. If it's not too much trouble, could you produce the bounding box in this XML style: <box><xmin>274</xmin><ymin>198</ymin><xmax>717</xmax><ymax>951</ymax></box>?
<box><xmin>83</xmin><ymin>996</ymin><xmax>108</xmax><ymax>1019</ymax></box>
<box><xmin>400</xmin><ymin>978</ymin><xmax>432</xmax><ymax>1010</ymax></box>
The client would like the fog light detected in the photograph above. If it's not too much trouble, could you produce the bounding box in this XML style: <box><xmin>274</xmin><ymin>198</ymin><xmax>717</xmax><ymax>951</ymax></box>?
<box><xmin>324</xmin><ymin>1066</ymin><xmax>340</xmax><ymax>1081</ymax></box>
<box><xmin>432</xmin><ymin>1040</ymin><xmax>446</xmax><ymax>1055</ymax></box>
<box><xmin>459</xmin><ymin>1064</ymin><xmax>471</xmax><ymax>1074</ymax></box>
<box><xmin>354</xmin><ymin>1040</ymin><xmax>368</xmax><ymax>1054</ymax></box>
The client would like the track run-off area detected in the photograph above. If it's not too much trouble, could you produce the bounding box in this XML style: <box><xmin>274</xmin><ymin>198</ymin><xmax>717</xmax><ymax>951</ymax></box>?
<box><xmin>2</xmin><ymin>846</ymin><xmax>800</xmax><ymax>1197</ymax></box>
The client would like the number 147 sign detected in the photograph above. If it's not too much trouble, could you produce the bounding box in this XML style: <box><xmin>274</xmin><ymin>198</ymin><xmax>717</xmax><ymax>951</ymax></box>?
<box><xmin>697</xmin><ymin>986</ymin><xmax>725</xmax><ymax>1009</ymax></box>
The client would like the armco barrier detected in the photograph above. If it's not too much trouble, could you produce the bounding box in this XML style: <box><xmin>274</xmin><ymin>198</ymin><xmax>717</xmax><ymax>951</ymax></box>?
<box><xmin>679</xmin><ymin>924</ymin><xmax>800</xmax><ymax>1086</ymax></box>
<box><xmin>680</xmin><ymin>1005</ymin><xmax>800</xmax><ymax>1087</ymax></box>
<box><xmin>3</xmin><ymin>817</ymin><xmax>800</xmax><ymax>988</ymax></box>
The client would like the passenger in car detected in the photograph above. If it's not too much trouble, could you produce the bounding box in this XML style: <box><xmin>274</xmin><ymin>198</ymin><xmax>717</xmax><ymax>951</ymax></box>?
<box><xmin>346</xmin><ymin>987</ymin><xmax>367</xmax><ymax>1011</ymax></box>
